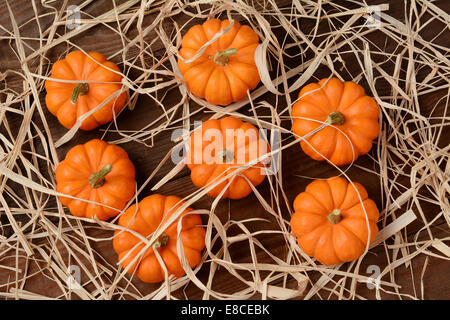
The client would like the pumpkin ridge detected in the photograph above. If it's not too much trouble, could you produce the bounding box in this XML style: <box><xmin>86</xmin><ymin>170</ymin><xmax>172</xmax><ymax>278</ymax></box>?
<box><xmin>71</xmin><ymin>142</ymin><xmax>93</xmax><ymax>172</ymax></box>
<box><xmin>201</xmin><ymin>20</ymin><xmax>221</xmax><ymax>51</ymax></box>
<box><xmin>326</xmin><ymin>177</ymin><xmax>347</xmax><ymax>208</ymax></box>
<box><xmin>62</xmin><ymin>160</ymin><xmax>90</xmax><ymax>179</ymax></box>
<box><xmin>83</xmin><ymin>141</ymin><xmax>105</xmax><ymax>170</ymax></box>
<box><xmin>79</xmin><ymin>96</ymin><xmax>104</xmax><ymax>125</ymax></box>
<box><xmin>83</xmin><ymin>57</ymin><xmax>107</xmax><ymax>80</ymax></box>
<box><xmin>339</xmin><ymin>217</ymin><xmax>377</xmax><ymax>244</ymax></box>
<box><xmin>314</xmin><ymin>125</ymin><xmax>338</xmax><ymax>160</ymax></box>
<box><xmin>97</xmin><ymin>189</ymin><xmax>123</xmax><ymax>218</ymax></box>
<box><xmin>319</xmin><ymin>78</ymin><xmax>343</xmax><ymax>110</ymax></box>
<box><xmin>337</xmin><ymin>82</ymin><xmax>366</xmax><ymax>110</ymax></box>
<box><xmin>304</xmin><ymin>190</ymin><xmax>331</xmax><ymax>214</ymax></box>
<box><xmin>321</xmin><ymin>179</ymin><xmax>336</xmax><ymax>210</ymax></box>
<box><xmin>131</xmin><ymin>207</ymin><xmax>153</xmax><ymax>235</ymax></box>
<box><xmin>329</xmin><ymin>134</ymin><xmax>357</xmax><ymax>165</ymax></box>
<box><xmin>228</xmin><ymin>58</ymin><xmax>257</xmax><ymax>68</ymax></box>
<box><xmin>228</xmin><ymin>25</ymin><xmax>259</xmax><ymax>50</ymax></box>
<box><xmin>221</xmin><ymin>67</ymin><xmax>236</xmax><ymax>102</ymax></box>
<box><xmin>163</xmin><ymin>208</ymin><xmax>196</xmax><ymax>236</ymax></box>
<box><xmin>183</xmin><ymin>60</ymin><xmax>215</xmax><ymax>89</ymax></box>
<box><xmin>75</xmin><ymin>96</ymin><xmax>99</xmax><ymax>128</ymax></box>
<box><xmin>68</xmin><ymin>187</ymin><xmax>91</xmax><ymax>216</ymax></box>
<box><xmin>63</xmin><ymin>183</ymin><xmax>90</xmax><ymax>208</ymax></box>
<box><xmin>303</xmin><ymin>84</ymin><xmax>333</xmax><ymax>113</ymax></box>
<box><xmin>341</xmin><ymin>183</ymin><xmax>369</xmax><ymax>211</ymax></box>
<box><xmin>46</xmin><ymin>90</ymin><xmax>73</xmax><ymax>112</ymax></box>
<box><xmin>97</xmin><ymin>184</ymin><xmax>126</xmax><ymax>204</ymax></box>
<box><xmin>162</xmin><ymin>196</ymin><xmax>183</xmax><ymax>227</ymax></box>
<box><xmin>310</xmin><ymin>225</ymin><xmax>332</xmax><ymax>259</ymax></box>
<box><xmin>207</xmin><ymin>165</ymin><xmax>231</xmax><ymax>196</ymax></box>
<box><xmin>58</xmin><ymin>59</ymin><xmax>78</xmax><ymax>80</ymax></box>
<box><xmin>218</xmin><ymin>20</ymin><xmax>242</xmax><ymax>50</ymax></box>
<box><xmin>227</xmin><ymin>61</ymin><xmax>256</xmax><ymax>88</ymax></box>
<box><xmin>341</xmin><ymin>124</ymin><xmax>375</xmax><ymax>155</ymax></box>
<box><xmin>333</xmin><ymin>222</ymin><xmax>366</xmax><ymax>247</ymax></box>
<box><xmin>332</xmin><ymin>224</ymin><xmax>366</xmax><ymax>262</ymax></box>
<box><xmin>203</xmin><ymin>66</ymin><xmax>226</xmax><ymax>101</ymax></box>
<box><xmin>344</xmin><ymin>119</ymin><xmax>379</xmax><ymax>140</ymax></box>
<box><xmin>338</xmin><ymin>95</ymin><xmax>375</xmax><ymax>116</ymax></box>
<box><xmin>184</xmin><ymin>59</ymin><xmax>214</xmax><ymax>71</ymax></box>
<box><xmin>100</xmin><ymin>178</ymin><xmax>134</xmax><ymax>200</ymax></box>
<box><xmin>98</xmin><ymin>145</ymin><xmax>128</xmax><ymax>172</ymax></box>
<box><xmin>223</xmin><ymin>64</ymin><xmax>251</xmax><ymax>98</ymax></box>
<box><xmin>293</xmin><ymin>212</ymin><xmax>329</xmax><ymax>237</ymax></box>
<box><xmin>342</xmin><ymin>201</ymin><xmax>378</xmax><ymax>223</ymax></box>
<box><xmin>56</xmin><ymin>100</ymin><xmax>77</xmax><ymax>128</ymax></box>
<box><xmin>230</xmin><ymin>43</ymin><xmax>259</xmax><ymax>58</ymax></box>
<box><xmin>166</xmin><ymin>236</ymin><xmax>193</xmax><ymax>255</ymax></box>
<box><xmin>65</xmin><ymin>52</ymin><xmax>87</xmax><ymax>80</ymax></box>
<box><xmin>340</xmin><ymin>178</ymin><xmax>352</xmax><ymax>210</ymax></box>
<box><xmin>85</xmin><ymin>188</ymin><xmax>100</xmax><ymax>218</ymax></box>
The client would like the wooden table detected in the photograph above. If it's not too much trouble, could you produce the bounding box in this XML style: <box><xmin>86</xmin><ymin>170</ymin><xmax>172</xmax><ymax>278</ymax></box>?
<box><xmin>0</xmin><ymin>0</ymin><xmax>449</xmax><ymax>300</ymax></box>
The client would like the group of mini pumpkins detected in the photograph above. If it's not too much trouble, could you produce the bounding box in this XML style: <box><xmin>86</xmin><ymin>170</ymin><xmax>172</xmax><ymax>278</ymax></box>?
<box><xmin>48</xmin><ymin>19</ymin><xmax>380</xmax><ymax>284</ymax></box>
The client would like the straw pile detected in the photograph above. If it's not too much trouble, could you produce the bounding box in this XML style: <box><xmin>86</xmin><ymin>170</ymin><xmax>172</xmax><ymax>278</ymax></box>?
<box><xmin>0</xmin><ymin>0</ymin><xmax>448</xmax><ymax>300</ymax></box>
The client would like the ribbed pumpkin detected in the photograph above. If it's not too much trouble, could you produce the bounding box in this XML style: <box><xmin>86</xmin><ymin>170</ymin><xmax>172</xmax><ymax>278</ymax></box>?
<box><xmin>290</xmin><ymin>177</ymin><xmax>379</xmax><ymax>265</ymax></box>
<box><xmin>291</xmin><ymin>78</ymin><xmax>380</xmax><ymax>166</ymax></box>
<box><xmin>113</xmin><ymin>194</ymin><xmax>206</xmax><ymax>283</ymax></box>
<box><xmin>186</xmin><ymin>116</ymin><xmax>269</xmax><ymax>199</ymax></box>
<box><xmin>45</xmin><ymin>50</ymin><xmax>127</xmax><ymax>130</ymax></box>
<box><xmin>55</xmin><ymin>139</ymin><xmax>136</xmax><ymax>220</ymax></box>
<box><xmin>178</xmin><ymin>19</ymin><xmax>260</xmax><ymax>106</ymax></box>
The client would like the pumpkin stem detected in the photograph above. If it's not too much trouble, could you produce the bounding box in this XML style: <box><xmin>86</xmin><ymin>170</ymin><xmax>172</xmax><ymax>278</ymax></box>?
<box><xmin>326</xmin><ymin>111</ymin><xmax>346</xmax><ymax>125</ymax></box>
<box><xmin>209</xmin><ymin>48</ymin><xmax>237</xmax><ymax>66</ymax></box>
<box><xmin>71</xmin><ymin>82</ymin><xmax>89</xmax><ymax>104</ymax></box>
<box><xmin>152</xmin><ymin>233</ymin><xmax>169</xmax><ymax>248</ymax></box>
<box><xmin>328</xmin><ymin>209</ymin><xmax>342</xmax><ymax>224</ymax></box>
<box><xmin>218</xmin><ymin>148</ymin><xmax>234</xmax><ymax>163</ymax></box>
<box><xmin>88</xmin><ymin>164</ymin><xmax>113</xmax><ymax>188</ymax></box>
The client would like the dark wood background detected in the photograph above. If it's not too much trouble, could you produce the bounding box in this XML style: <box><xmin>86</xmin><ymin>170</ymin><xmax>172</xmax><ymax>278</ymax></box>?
<box><xmin>0</xmin><ymin>0</ymin><xmax>449</xmax><ymax>300</ymax></box>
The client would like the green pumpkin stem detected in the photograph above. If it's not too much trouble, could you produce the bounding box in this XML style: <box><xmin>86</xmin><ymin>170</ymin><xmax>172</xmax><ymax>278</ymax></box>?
<box><xmin>71</xmin><ymin>82</ymin><xmax>89</xmax><ymax>104</ymax></box>
<box><xmin>88</xmin><ymin>164</ymin><xmax>112</xmax><ymax>188</ymax></box>
<box><xmin>328</xmin><ymin>209</ymin><xmax>342</xmax><ymax>224</ymax></box>
<box><xmin>327</xmin><ymin>111</ymin><xmax>346</xmax><ymax>125</ymax></box>
<box><xmin>209</xmin><ymin>48</ymin><xmax>237</xmax><ymax>66</ymax></box>
<box><xmin>152</xmin><ymin>233</ymin><xmax>169</xmax><ymax>248</ymax></box>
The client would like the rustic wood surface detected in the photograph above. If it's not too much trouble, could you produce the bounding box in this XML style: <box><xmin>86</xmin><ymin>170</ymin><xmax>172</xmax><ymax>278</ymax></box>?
<box><xmin>0</xmin><ymin>0</ymin><xmax>449</xmax><ymax>300</ymax></box>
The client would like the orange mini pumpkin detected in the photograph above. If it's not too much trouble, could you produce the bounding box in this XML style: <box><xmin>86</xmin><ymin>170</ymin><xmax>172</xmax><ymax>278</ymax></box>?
<box><xmin>290</xmin><ymin>177</ymin><xmax>379</xmax><ymax>265</ymax></box>
<box><xmin>291</xmin><ymin>78</ymin><xmax>380</xmax><ymax>166</ymax></box>
<box><xmin>186</xmin><ymin>116</ymin><xmax>269</xmax><ymax>199</ymax></box>
<box><xmin>178</xmin><ymin>19</ymin><xmax>261</xmax><ymax>106</ymax></box>
<box><xmin>113</xmin><ymin>194</ymin><xmax>206</xmax><ymax>283</ymax></box>
<box><xmin>45</xmin><ymin>50</ymin><xmax>127</xmax><ymax>130</ymax></box>
<box><xmin>55</xmin><ymin>139</ymin><xmax>136</xmax><ymax>220</ymax></box>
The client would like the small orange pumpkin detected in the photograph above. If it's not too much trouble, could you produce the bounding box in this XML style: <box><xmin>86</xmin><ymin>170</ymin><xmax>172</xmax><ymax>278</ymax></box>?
<box><xmin>291</xmin><ymin>78</ymin><xmax>380</xmax><ymax>166</ymax></box>
<box><xmin>55</xmin><ymin>139</ymin><xmax>136</xmax><ymax>220</ymax></box>
<box><xmin>113</xmin><ymin>194</ymin><xmax>206</xmax><ymax>283</ymax></box>
<box><xmin>45</xmin><ymin>50</ymin><xmax>127</xmax><ymax>130</ymax></box>
<box><xmin>290</xmin><ymin>177</ymin><xmax>379</xmax><ymax>265</ymax></box>
<box><xmin>186</xmin><ymin>116</ymin><xmax>269</xmax><ymax>199</ymax></box>
<box><xmin>178</xmin><ymin>19</ymin><xmax>260</xmax><ymax>106</ymax></box>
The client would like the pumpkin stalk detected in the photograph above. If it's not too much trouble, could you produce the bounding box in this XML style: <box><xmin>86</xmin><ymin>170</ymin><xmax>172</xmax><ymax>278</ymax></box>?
<box><xmin>326</xmin><ymin>111</ymin><xmax>346</xmax><ymax>125</ymax></box>
<box><xmin>152</xmin><ymin>233</ymin><xmax>169</xmax><ymax>248</ymax></box>
<box><xmin>89</xmin><ymin>164</ymin><xmax>113</xmax><ymax>188</ymax></box>
<box><xmin>328</xmin><ymin>209</ymin><xmax>342</xmax><ymax>224</ymax></box>
<box><xmin>71</xmin><ymin>82</ymin><xmax>89</xmax><ymax>104</ymax></box>
<box><xmin>209</xmin><ymin>48</ymin><xmax>237</xmax><ymax>66</ymax></box>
